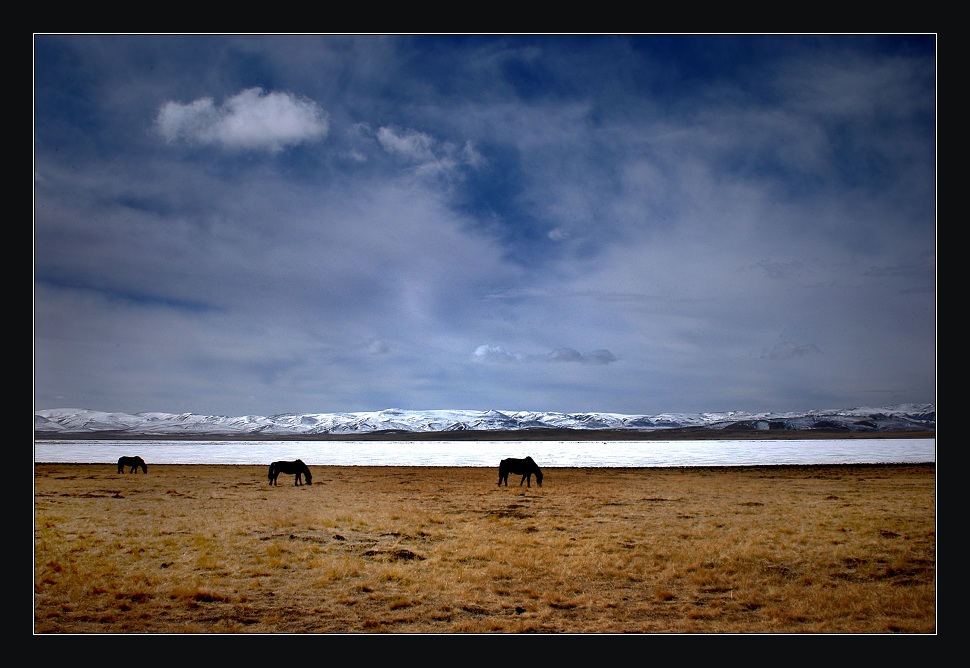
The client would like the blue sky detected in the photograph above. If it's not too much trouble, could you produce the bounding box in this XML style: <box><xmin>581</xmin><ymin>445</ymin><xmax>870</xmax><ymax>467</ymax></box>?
<box><xmin>33</xmin><ymin>35</ymin><xmax>936</xmax><ymax>417</ymax></box>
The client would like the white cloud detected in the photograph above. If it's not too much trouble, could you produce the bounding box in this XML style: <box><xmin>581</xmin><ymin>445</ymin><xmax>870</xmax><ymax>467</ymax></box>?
<box><xmin>474</xmin><ymin>344</ymin><xmax>524</xmax><ymax>363</ymax></box>
<box><xmin>474</xmin><ymin>345</ymin><xmax>617</xmax><ymax>365</ymax></box>
<box><xmin>155</xmin><ymin>87</ymin><xmax>329</xmax><ymax>152</ymax></box>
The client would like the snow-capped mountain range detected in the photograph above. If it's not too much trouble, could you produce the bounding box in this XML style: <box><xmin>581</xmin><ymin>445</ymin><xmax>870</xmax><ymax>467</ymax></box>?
<box><xmin>34</xmin><ymin>404</ymin><xmax>935</xmax><ymax>438</ymax></box>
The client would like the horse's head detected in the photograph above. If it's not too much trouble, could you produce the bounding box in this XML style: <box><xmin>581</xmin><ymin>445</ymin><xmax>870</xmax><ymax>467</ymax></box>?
<box><xmin>304</xmin><ymin>469</ymin><xmax>313</xmax><ymax>485</ymax></box>
<box><xmin>535</xmin><ymin>470</ymin><xmax>543</xmax><ymax>487</ymax></box>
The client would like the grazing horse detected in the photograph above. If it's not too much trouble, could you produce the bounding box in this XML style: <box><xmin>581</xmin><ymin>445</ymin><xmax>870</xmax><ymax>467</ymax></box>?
<box><xmin>117</xmin><ymin>456</ymin><xmax>148</xmax><ymax>474</ymax></box>
<box><xmin>498</xmin><ymin>456</ymin><xmax>543</xmax><ymax>488</ymax></box>
<box><xmin>268</xmin><ymin>459</ymin><xmax>313</xmax><ymax>486</ymax></box>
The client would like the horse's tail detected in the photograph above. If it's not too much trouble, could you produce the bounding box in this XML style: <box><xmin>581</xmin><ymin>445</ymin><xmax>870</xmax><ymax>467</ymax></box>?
<box><xmin>268</xmin><ymin>462</ymin><xmax>276</xmax><ymax>482</ymax></box>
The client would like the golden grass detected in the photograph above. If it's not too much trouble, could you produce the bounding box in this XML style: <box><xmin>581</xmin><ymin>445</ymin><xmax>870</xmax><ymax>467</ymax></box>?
<box><xmin>34</xmin><ymin>463</ymin><xmax>935</xmax><ymax>634</ymax></box>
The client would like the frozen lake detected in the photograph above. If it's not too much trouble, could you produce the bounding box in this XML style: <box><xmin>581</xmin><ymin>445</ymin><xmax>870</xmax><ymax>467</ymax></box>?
<box><xmin>34</xmin><ymin>438</ymin><xmax>936</xmax><ymax>468</ymax></box>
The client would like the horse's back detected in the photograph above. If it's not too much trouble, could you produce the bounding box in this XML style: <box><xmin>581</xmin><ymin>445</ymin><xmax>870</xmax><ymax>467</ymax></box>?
<box><xmin>500</xmin><ymin>457</ymin><xmax>536</xmax><ymax>471</ymax></box>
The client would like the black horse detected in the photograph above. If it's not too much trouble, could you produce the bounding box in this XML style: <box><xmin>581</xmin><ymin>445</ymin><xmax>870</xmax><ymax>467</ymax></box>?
<box><xmin>498</xmin><ymin>456</ymin><xmax>543</xmax><ymax>488</ymax></box>
<box><xmin>117</xmin><ymin>456</ymin><xmax>148</xmax><ymax>474</ymax></box>
<box><xmin>268</xmin><ymin>459</ymin><xmax>313</xmax><ymax>486</ymax></box>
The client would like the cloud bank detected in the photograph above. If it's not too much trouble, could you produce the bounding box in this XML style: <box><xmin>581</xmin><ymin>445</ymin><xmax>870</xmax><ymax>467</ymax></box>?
<box><xmin>33</xmin><ymin>35</ymin><xmax>936</xmax><ymax>417</ymax></box>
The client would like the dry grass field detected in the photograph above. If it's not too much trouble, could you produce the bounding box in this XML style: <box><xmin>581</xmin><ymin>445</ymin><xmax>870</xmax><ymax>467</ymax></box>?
<box><xmin>34</xmin><ymin>463</ymin><xmax>935</xmax><ymax>634</ymax></box>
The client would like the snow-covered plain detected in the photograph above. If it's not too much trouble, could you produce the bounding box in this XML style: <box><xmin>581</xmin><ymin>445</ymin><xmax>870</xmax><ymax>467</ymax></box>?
<box><xmin>33</xmin><ymin>437</ymin><xmax>936</xmax><ymax>467</ymax></box>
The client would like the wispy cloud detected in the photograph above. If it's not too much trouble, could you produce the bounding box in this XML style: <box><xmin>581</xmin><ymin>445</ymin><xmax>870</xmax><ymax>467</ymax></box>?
<box><xmin>475</xmin><ymin>345</ymin><xmax>617</xmax><ymax>365</ymax></box>
<box><xmin>761</xmin><ymin>341</ymin><xmax>823</xmax><ymax>361</ymax></box>
<box><xmin>374</xmin><ymin>125</ymin><xmax>485</xmax><ymax>180</ymax></box>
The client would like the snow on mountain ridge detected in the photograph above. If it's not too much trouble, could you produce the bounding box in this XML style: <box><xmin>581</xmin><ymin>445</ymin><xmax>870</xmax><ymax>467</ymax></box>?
<box><xmin>34</xmin><ymin>404</ymin><xmax>935</xmax><ymax>436</ymax></box>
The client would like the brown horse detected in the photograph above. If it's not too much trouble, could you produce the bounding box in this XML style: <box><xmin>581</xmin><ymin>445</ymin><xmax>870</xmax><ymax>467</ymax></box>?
<box><xmin>268</xmin><ymin>459</ymin><xmax>313</xmax><ymax>486</ymax></box>
<box><xmin>497</xmin><ymin>456</ymin><xmax>543</xmax><ymax>488</ymax></box>
<box><xmin>117</xmin><ymin>456</ymin><xmax>148</xmax><ymax>474</ymax></box>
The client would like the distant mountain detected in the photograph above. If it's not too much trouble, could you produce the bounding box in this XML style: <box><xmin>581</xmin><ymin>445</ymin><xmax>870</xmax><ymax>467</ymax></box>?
<box><xmin>34</xmin><ymin>404</ymin><xmax>935</xmax><ymax>439</ymax></box>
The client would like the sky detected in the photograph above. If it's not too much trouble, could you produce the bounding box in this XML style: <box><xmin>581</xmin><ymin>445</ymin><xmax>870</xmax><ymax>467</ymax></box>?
<box><xmin>33</xmin><ymin>35</ymin><xmax>937</xmax><ymax>418</ymax></box>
